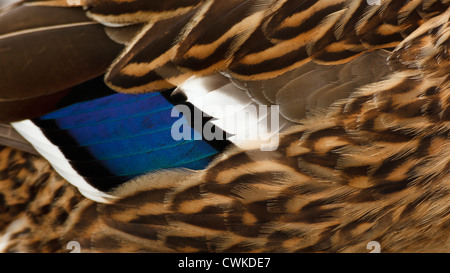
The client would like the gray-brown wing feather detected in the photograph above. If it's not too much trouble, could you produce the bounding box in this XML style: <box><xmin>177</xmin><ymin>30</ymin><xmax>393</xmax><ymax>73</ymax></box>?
<box><xmin>0</xmin><ymin>123</ymin><xmax>37</xmax><ymax>155</ymax></box>
<box><xmin>0</xmin><ymin>4</ymin><xmax>123</xmax><ymax>122</ymax></box>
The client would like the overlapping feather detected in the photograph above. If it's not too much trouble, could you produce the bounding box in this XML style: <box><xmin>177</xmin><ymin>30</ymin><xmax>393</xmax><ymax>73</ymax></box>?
<box><xmin>61</xmin><ymin>7</ymin><xmax>449</xmax><ymax>253</ymax></box>
<box><xmin>81</xmin><ymin>0</ymin><xmax>449</xmax><ymax>93</ymax></box>
<box><xmin>0</xmin><ymin>0</ymin><xmax>448</xmax><ymax>253</ymax></box>
<box><xmin>0</xmin><ymin>2</ymin><xmax>123</xmax><ymax>121</ymax></box>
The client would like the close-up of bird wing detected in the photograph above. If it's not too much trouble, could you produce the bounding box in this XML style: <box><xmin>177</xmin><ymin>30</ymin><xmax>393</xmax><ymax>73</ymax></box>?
<box><xmin>0</xmin><ymin>0</ymin><xmax>449</xmax><ymax>253</ymax></box>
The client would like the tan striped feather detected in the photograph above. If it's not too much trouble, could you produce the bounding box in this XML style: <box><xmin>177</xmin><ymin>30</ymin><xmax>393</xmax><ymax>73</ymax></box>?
<box><xmin>57</xmin><ymin>6</ymin><xmax>449</xmax><ymax>253</ymax></box>
<box><xmin>84</xmin><ymin>0</ymin><xmax>206</xmax><ymax>26</ymax></box>
<box><xmin>0</xmin><ymin>0</ymin><xmax>448</xmax><ymax>253</ymax></box>
<box><xmin>82</xmin><ymin>0</ymin><xmax>450</xmax><ymax>92</ymax></box>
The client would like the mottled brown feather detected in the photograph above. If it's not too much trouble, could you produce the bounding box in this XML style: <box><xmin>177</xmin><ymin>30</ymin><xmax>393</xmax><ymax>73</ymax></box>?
<box><xmin>0</xmin><ymin>1</ymin><xmax>448</xmax><ymax>253</ymax></box>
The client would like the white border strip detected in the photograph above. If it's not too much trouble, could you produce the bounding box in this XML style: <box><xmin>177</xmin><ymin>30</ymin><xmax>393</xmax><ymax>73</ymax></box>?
<box><xmin>11</xmin><ymin>120</ymin><xmax>116</xmax><ymax>203</ymax></box>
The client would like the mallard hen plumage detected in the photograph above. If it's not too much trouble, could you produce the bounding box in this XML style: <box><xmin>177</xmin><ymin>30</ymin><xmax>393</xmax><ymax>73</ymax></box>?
<box><xmin>0</xmin><ymin>0</ymin><xmax>449</xmax><ymax>253</ymax></box>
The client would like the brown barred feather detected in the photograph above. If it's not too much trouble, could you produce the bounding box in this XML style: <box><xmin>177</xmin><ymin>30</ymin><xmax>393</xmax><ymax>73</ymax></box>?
<box><xmin>82</xmin><ymin>0</ymin><xmax>450</xmax><ymax>93</ymax></box>
<box><xmin>104</xmin><ymin>9</ymin><xmax>201</xmax><ymax>93</ymax></box>
<box><xmin>0</xmin><ymin>0</ymin><xmax>448</xmax><ymax>253</ymax></box>
<box><xmin>237</xmin><ymin>49</ymin><xmax>392</xmax><ymax>122</ymax></box>
<box><xmin>62</xmin><ymin>7</ymin><xmax>449</xmax><ymax>253</ymax></box>
<box><xmin>84</xmin><ymin>0</ymin><xmax>206</xmax><ymax>26</ymax></box>
<box><xmin>0</xmin><ymin>146</ymin><xmax>86</xmax><ymax>252</ymax></box>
